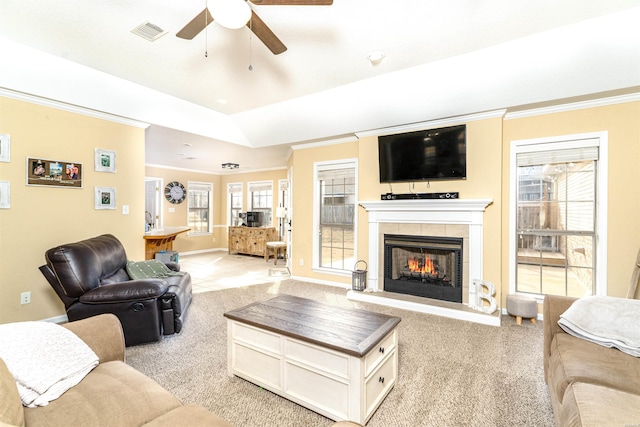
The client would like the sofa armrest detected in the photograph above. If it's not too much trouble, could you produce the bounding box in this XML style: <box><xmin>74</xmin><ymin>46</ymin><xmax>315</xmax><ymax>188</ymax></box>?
<box><xmin>543</xmin><ymin>294</ymin><xmax>577</xmax><ymax>382</ymax></box>
<box><xmin>62</xmin><ymin>313</ymin><xmax>125</xmax><ymax>363</ymax></box>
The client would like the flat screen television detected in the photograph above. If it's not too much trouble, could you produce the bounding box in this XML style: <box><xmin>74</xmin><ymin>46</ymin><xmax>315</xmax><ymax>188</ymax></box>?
<box><xmin>378</xmin><ymin>124</ymin><xmax>466</xmax><ymax>183</ymax></box>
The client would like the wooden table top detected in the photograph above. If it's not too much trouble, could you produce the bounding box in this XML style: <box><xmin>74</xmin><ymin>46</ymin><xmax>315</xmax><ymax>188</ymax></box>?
<box><xmin>224</xmin><ymin>294</ymin><xmax>401</xmax><ymax>357</ymax></box>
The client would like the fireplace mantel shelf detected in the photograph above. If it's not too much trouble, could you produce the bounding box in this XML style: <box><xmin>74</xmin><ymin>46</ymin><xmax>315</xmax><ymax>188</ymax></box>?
<box><xmin>359</xmin><ymin>199</ymin><xmax>493</xmax><ymax>213</ymax></box>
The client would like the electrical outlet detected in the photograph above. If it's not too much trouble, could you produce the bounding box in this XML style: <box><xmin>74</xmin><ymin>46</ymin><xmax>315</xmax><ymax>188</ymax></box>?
<box><xmin>20</xmin><ymin>291</ymin><xmax>31</xmax><ymax>305</ymax></box>
<box><xmin>299</xmin><ymin>259</ymin><xmax>304</xmax><ymax>266</ymax></box>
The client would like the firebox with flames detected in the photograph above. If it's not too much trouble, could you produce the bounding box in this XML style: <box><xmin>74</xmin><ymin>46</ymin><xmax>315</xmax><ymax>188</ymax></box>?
<box><xmin>407</xmin><ymin>256</ymin><xmax>435</xmax><ymax>274</ymax></box>
<box><xmin>401</xmin><ymin>254</ymin><xmax>451</xmax><ymax>285</ymax></box>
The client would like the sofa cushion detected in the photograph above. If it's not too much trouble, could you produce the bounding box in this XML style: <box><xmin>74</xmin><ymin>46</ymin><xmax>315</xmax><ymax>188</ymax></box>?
<box><xmin>560</xmin><ymin>382</ymin><xmax>640</xmax><ymax>427</ymax></box>
<box><xmin>23</xmin><ymin>361</ymin><xmax>182</xmax><ymax>426</ymax></box>
<box><xmin>0</xmin><ymin>359</ymin><xmax>25</xmax><ymax>427</ymax></box>
<box><xmin>548</xmin><ymin>333</ymin><xmax>640</xmax><ymax>403</ymax></box>
<box><xmin>142</xmin><ymin>405</ymin><xmax>233</xmax><ymax>427</ymax></box>
<box><xmin>126</xmin><ymin>260</ymin><xmax>184</xmax><ymax>280</ymax></box>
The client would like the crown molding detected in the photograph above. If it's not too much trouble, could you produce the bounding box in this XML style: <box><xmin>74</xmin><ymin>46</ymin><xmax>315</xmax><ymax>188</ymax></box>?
<box><xmin>504</xmin><ymin>92</ymin><xmax>640</xmax><ymax>120</ymax></box>
<box><xmin>291</xmin><ymin>135</ymin><xmax>359</xmax><ymax>151</ymax></box>
<box><xmin>354</xmin><ymin>109</ymin><xmax>507</xmax><ymax>138</ymax></box>
<box><xmin>0</xmin><ymin>87</ymin><xmax>149</xmax><ymax>129</ymax></box>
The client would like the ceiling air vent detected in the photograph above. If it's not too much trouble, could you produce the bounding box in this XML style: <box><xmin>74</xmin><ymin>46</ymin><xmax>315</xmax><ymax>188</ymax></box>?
<box><xmin>131</xmin><ymin>22</ymin><xmax>168</xmax><ymax>42</ymax></box>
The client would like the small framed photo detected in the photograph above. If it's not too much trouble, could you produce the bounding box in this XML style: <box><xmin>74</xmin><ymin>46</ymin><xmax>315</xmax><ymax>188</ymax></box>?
<box><xmin>0</xmin><ymin>181</ymin><xmax>10</xmax><ymax>209</ymax></box>
<box><xmin>0</xmin><ymin>134</ymin><xmax>10</xmax><ymax>163</ymax></box>
<box><xmin>95</xmin><ymin>187</ymin><xmax>116</xmax><ymax>210</ymax></box>
<box><xmin>95</xmin><ymin>148</ymin><xmax>116</xmax><ymax>173</ymax></box>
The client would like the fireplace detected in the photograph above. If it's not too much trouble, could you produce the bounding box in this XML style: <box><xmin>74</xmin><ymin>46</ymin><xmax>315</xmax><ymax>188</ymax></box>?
<box><xmin>384</xmin><ymin>234</ymin><xmax>463</xmax><ymax>303</ymax></box>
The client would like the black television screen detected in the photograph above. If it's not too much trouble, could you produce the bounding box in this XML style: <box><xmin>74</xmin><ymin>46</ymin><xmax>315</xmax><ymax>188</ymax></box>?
<box><xmin>378</xmin><ymin>124</ymin><xmax>466</xmax><ymax>182</ymax></box>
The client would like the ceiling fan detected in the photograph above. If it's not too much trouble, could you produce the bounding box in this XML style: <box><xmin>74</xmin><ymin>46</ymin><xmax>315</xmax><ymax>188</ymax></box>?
<box><xmin>176</xmin><ymin>0</ymin><xmax>333</xmax><ymax>55</ymax></box>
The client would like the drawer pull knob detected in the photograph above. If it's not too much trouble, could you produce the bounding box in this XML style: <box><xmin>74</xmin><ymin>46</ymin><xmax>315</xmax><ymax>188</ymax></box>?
<box><xmin>379</xmin><ymin>376</ymin><xmax>385</xmax><ymax>384</ymax></box>
<box><xmin>379</xmin><ymin>347</ymin><xmax>385</xmax><ymax>354</ymax></box>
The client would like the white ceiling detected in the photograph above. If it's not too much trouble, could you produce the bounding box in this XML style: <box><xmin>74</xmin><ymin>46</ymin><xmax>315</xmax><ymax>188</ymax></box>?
<box><xmin>1</xmin><ymin>0</ymin><xmax>639</xmax><ymax>174</ymax></box>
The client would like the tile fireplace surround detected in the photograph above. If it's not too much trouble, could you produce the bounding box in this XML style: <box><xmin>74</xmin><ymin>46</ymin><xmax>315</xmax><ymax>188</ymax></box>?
<box><xmin>350</xmin><ymin>199</ymin><xmax>499</xmax><ymax>326</ymax></box>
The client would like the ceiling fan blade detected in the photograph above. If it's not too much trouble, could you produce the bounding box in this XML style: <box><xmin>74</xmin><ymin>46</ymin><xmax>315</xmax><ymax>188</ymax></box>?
<box><xmin>250</xmin><ymin>0</ymin><xmax>333</xmax><ymax>5</ymax></box>
<box><xmin>247</xmin><ymin>10</ymin><xmax>287</xmax><ymax>55</ymax></box>
<box><xmin>176</xmin><ymin>8</ymin><xmax>214</xmax><ymax>40</ymax></box>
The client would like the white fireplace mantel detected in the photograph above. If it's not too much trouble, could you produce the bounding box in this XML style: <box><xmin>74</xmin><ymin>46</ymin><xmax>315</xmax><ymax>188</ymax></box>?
<box><xmin>354</xmin><ymin>198</ymin><xmax>497</xmax><ymax>326</ymax></box>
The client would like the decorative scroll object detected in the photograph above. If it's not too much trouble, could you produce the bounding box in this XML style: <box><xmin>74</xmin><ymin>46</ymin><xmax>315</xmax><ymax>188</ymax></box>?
<box><xmin>471</xmin><ymin>279</ymin><xmax>498</xmax><ymax>314</ymax></box>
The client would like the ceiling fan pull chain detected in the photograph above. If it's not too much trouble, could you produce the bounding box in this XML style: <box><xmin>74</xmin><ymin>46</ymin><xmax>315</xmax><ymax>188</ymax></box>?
<box><xmin>205</xmin><ymin>0</ymin><xmax>209</xmax><ymax>58</ymax></box>
<box><xmin>248</xmin><ymin>14</ymin><xmax>253</xmax><ymax>71</ymax></box>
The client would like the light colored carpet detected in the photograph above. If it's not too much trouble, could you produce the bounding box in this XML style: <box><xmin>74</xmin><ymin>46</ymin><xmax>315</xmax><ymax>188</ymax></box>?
<box><xmin>125</xmin><ymin>280</ymin><xmax>554</xmax><ymax>427</ymax></box>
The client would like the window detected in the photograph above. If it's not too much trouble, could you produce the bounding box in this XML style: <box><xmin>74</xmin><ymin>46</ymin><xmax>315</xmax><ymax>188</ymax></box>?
<box><xmin>227</xmin><ymin>182</ymin><xmax>243</xmax><ymax>226</ymax></box>
<box><xmin>187</xmin><ymin>182</ymin><xmax>213</xmax><ymax>234</ymax></box>
<box><xmin>248</xmin><ymin>181</ymin><xmax>273</xmax><ymax>226</ymax></box>
<box><xmin>314</xmin><ymin>160</ymin><xmax>357</xmax><ymax>272</ymax></box>
<box><xmin>510</xmin><ymin>133</ymin><xmax>607</xmax><ymax>298</ymax></box>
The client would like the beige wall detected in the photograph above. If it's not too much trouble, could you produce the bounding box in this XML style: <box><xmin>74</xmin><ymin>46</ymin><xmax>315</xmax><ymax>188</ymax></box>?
<box><xmin>217</xmin><ymin>169</ymin><xmax>288</xmax><ymax>248</ymax></box>
<box><xmin>144</xmin><ymin>166</ymin><xmax>222</xmax><ymax>253</ymax></box>
<box><xmin>0</xmin><ymin>96</ymin><xmax>146</xmax><ymax>323</ymax></box>
<box><xmin>502</xmin><ymin>101</ymin><xmax>640</xmax><ymax>299</ymax></box>
<box><xmin>290</xmin><ymin>119</ymin><xmax>504</xmax><ymax>289</ymax></box>
<box><xmin>290</xmin><ymin>102</ymin><xmax>640</xmax><ymax>305</ymax></box>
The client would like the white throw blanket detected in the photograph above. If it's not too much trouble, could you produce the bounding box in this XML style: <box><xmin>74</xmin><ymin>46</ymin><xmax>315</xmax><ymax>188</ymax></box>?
<box><xmin>0</xmin><ymin>321</ymin><xmax>99</xmax><ymax>407</ymax></box>
<box><xmin>558</xmin><ymin>296</ymin><xmax>640</xmax><ymax>357</ymax></box>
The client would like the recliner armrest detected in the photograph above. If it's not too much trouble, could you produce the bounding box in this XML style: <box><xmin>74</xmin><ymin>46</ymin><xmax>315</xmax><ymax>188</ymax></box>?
<box><xmin>79</xmin><ymin>280</ymin><xmax>168</xmax><ymax>304</ymax></box>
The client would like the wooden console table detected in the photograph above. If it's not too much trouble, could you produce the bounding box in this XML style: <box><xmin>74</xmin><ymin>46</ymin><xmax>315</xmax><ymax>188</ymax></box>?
<box><xmin>228</xmin><ymin>226</ymin><xmax>276</xmax><ymax>257</ymax></box>
<box><xmin>224</xmin><ymin>294</ymin><xmax>401</xmax><ymax>424</ymax></box>
<box><xmin>143</xmin><ymin>226</ymin><xmax>190</xmax><ymax>260</ymax></box>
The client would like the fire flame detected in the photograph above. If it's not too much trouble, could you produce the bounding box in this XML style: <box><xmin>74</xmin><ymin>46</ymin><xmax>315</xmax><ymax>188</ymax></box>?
<box><xmin>407</xmin><ymin>256</ymin><xmax>435</xmax><ymax>274</ymax></box>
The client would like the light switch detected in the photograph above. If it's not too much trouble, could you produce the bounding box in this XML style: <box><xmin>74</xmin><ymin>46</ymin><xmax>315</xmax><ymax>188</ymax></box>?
<box><xmin>122</xmin><ymin>205</ymin><xmax>129</xmax><ymax>215</ymax></box>
<box><xmin>168</xmin><ymin>207</ymin><xmax>175</xmax><ymax>213</ymax></box>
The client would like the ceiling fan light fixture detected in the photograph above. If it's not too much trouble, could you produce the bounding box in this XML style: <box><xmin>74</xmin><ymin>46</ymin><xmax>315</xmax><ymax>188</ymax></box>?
<box><xmin>222</xmin><ymin>162</ymin><xmax>240</xmax><ymax>169</ymax></box>
<box><xmin>210</xmin><ymin>0</ymin><xmax>252</xmax><ymax>30</ymax></box>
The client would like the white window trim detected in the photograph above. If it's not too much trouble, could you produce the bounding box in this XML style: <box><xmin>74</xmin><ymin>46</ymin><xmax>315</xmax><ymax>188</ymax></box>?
<box><xmin>508</xmin><ymin>131</ymin><xmax>608</xmax><ymax>300</ymax></box>
<box><xmin>187</xmin><ymin>181</ymin><xmax>213</xmax><ymax>236</ymax></box>
<box><xmin>312</xmin><ymin>158</ymin><xmax>358</xmax><ymax>276</ymax></box>
<box><xmin>227</xmin><ymin>182</ymin><xmax>243</xmax><ymax>226</ymax></box>
<box><xmin>247</xmin><ymin>180</ymin><xmax>274</xmax><ymax>227</ymax></box>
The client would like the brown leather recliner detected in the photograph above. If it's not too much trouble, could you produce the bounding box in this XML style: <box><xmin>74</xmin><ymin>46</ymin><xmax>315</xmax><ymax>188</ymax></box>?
<box><xmin>39</xmin><ymin>234</ymin><xmax>192</xmax><ymax>346</ymax></box>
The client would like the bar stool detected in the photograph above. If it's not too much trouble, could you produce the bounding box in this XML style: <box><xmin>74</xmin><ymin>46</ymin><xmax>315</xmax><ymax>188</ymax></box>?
<box><xmin>265</xmin><ymin>241</ymin><xmax>287</xmax><ymax>265</ymax></box>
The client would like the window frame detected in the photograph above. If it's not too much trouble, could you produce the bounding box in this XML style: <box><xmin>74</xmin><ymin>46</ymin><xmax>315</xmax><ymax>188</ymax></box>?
<box><xmin>508</xmin><ymin>132</ymin><xmax>608</xmax><ymax>300</ymax></box>
<box><xmin>312</xmin><ymin>159</ymin><xmax>358</xmax><ymax>276</ymax></box>
<box><xmin>247</xmin><ymin>180</ymin><xmax>273</xmax><ymax>227</ymax></box>
<box><xmin>227</xmin><ymin>182</ymin><xmax>243</xmax><ymax>226</ymax></box>
<box><xmin>187</xmin><ymin>181</ymin><xmax>213</xmax><ymax>236</ymax></box>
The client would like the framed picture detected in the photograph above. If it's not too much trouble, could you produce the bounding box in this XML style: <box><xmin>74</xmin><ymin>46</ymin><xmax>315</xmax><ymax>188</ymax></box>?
<box><xmin>0</xmin><ymin>181</ymin><xmax>10</xmax><ymax>209</ymax></box>
<box><xmin>95</xmin><ymin>187</ymin><xmax>116</xmax><ymax>210</ymax></box>
<box><xmin>0</xmin><ymin>134</ymin><xmax>10</xmax><ymax>163</ymax></box>
<box><xmin>26</xmin><ymin>157</ymin><xmax>83</xmax><ymax>188</ymax></box>
<box><xmin>95</xmin><ymin>148</ymin><xmax>116</xmax><ymax>173</ymax></box>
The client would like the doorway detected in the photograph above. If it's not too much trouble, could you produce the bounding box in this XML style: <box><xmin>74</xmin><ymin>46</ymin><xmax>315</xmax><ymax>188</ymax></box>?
<box><xmin>145</xmin><ymin>177</ymin><xmax>162</xmax><ymax>231</ymax></box>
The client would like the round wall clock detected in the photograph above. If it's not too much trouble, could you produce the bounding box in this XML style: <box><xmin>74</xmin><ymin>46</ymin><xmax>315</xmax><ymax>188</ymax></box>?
<box><xmin>164</xmin><ymin>181</ymin><xmax>186</xmax><ymax>204</ymax></box>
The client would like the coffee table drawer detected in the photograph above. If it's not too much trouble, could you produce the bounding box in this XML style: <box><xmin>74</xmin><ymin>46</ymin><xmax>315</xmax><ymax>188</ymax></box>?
<box><xmin>365</xmin><ymin>350</ymin><xmax>397</xmax><ymax>416</ymax></box>
<box><xmin>364</xmin><ymin>329</ymin><xmax>397</xmax><ymax>376</ymax></box>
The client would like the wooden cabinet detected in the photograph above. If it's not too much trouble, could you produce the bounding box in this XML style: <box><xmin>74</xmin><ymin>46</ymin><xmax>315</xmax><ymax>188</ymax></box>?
<box><xmin>228</xmin><ymin>226</ymin><xmax>276</xmax><ymax>257</ymax></box>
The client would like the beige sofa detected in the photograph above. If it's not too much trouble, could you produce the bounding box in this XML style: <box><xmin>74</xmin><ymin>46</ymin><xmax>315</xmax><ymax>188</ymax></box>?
<box><xmin>0</xmin><ymin>314</ymin><xmax>364</xmax><ymax>427</ymax></box>
<box><xmin>0</xmin><ymin>314</ymin><xmax>232</xmax><ymax>427</ymax></box>
<box><xmin>543</xmin><ymin>295</ymin><xmax>640</xmax><ymax>426</ymax></box>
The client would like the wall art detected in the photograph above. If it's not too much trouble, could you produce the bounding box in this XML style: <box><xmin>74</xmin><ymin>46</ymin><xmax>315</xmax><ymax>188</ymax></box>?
<box><xmin>26</xmin><ymin>157</ymin><xmax>83</xmax><ymax>188</ymax></box>
<box><xmin>95</xmin><ymin>148</ymin><xmax>116</xmax><ymax>173</ymax></box>
<box><xmin>95</xmin><ymin>187</ymin><xmax>116</xmax><ymax>210</ymax></box>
